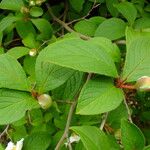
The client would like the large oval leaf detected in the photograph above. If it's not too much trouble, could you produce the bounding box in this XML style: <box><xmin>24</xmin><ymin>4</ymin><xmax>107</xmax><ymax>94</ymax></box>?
<box><xmin>0</xmin><ymin>54</ymin><xmax>29</xmax><ymax>91</ymax></box>
<box><xmin>121</xmin><ymin>120</ymin><xmax>145</xmax><ymax>150</ymax></box>
<box><xmin>35</xmin><ymin>60</ymin><xmax>75</xmax><ymax>93</ymax></box>
<box><xmin>76</xmin><ymin>77</ymin><xmax>124</xmax><ymax>115</ymax></box>
<box><xmin>37</xmin><ymin>38</ymin><xmax>118</xmax><ymax>78</ymax></box>
<box><xmin>52</xmin><ymin>71</ymin><xmax>84</xmax><ymax>100</ymax></box>
<box><xmin>122</xmin><ymin>37</ymin><xmax>150</xmax><ymax>82</ymax></box>
<box><xmin>0</xmin><ymin>89</ymin><xmax>39</xmax><ymax>125</ymax></box>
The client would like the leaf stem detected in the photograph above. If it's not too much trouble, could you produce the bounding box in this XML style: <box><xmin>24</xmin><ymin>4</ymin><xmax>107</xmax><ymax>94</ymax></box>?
<box><xmin>121</xmin><ymin>84</ymin><xmax>136</xmax><ymax>90</ymax></box>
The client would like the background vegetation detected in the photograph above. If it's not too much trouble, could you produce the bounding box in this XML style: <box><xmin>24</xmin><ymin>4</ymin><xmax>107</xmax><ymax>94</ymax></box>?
<box><xmin>0</xmin><ymin>0</ymin><xmax>150</xmax><ymax>149</ymax></box>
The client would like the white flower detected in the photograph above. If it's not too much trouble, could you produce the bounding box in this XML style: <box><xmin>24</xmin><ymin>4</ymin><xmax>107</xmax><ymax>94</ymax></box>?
<box><xmin>64</xmin><ymin>134</ymin><xmax>80</xmax><ymax>147</ymax></box>
<box><xmin>5</xmin><ymin>138</ymin><xmax>24</xmax><ymax>150</ymax></box>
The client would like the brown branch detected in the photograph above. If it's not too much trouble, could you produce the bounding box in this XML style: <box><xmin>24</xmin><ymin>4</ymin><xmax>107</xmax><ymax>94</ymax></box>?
<box><xmin>55</xmin><ymin>100</ymin><xmax>73</xmax><ymax>104</ymax></box>
<box><xmin>55</xmin><ymin>95</ymin><xmax>79</xmax><ymax>150</ymax></box>
<box><xmin>67</xmin><ymin>0</ymin><xmax>100</xmax><ymax>25</ymax></box>
<box><xmin>124</xmin><ymin>97</ymin><xmax>133</xmax><ymax>123</ymax></box>
<box><xmin>62</xmin><ymin>0</ymin><xmax>68</xmax><ymax>35</ymax></box>
<box><xmin>46</xmin><ymin>3</ymin><xmax>90</xmax><ymax>40</ymax></box>
<box><xmin>100</xmin><ymin>112</ymin><xmax>108</xmax><ymax>130</ymax></box>
<box><xmin>0</xmin><ymin>125</ymin><xmax>9</xmax><ymax>139</ymax></box>
<box><xmin>55</xmin><ymin>73</ymin><xmax>92</xmax><ymax>150</ymax></box>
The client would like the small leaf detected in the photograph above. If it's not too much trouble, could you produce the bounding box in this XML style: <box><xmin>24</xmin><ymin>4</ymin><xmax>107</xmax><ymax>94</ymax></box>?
<box><xmin>70</xmin><ymin>126</ymin><xmax>111</xmax><ymax>150</ymax></box>
<box><xmin>134</xmin><ymin>17</ymin><xmax>150</xmax><ymax>29</ymax></box>
<box><xmin>0</xmin><ymin>0</ymin><xmax>24</xmax><ymax>11</ymax></box>
<box><xmin>122</xmin><ymin>37</ymin><xmax>150</xmax><ymax>82</ymax></box>
<box><xmin>115</xmin><ymin>2</ymin><xmax>137</xmax><ymax>25</ymax></box>
<box><xmin>76</xmin><ymin>77</ymin><xmax>124</xmax><ymax>115</ymax></box>
<box><xmin>106</xmin><ymin>0</ymin><xmax>119</xmax><ymax>17</ymax></box>
<box><xmin>74</xmin><ymin>17</ymin><xmax>105</xmax><ymax>36</ymax></box>
<box><xmin>23</xmin><ymin>132</ymin><xmax>51</xmax><ymax>150</ymax></box>
<box><xmin>69</xmin><ymin>0</ymin><xmax>85</xmax><ymax>12</ymax></box>
<box><xmin>0</xmin><ymin>15</ymin><xmax>19</xmax><ymax>32</ymax></box>
<box><xmin>144</xmin><ymin>145</ymin><xmax>150</xmax><ymax>150</ymax></box>
<box><xmin>29</xmin><ymin>6</ymin><xmax>43</xmax><ymax>17</ymax></box>
<box><xmin>0</xmin><ymin>54</ymin><xmax>29</xmax><ymax>91</ymax></box>
<box><xmin>31</xmin><ymin>18</ymin><xmax>53</xmax><ymax>40</ymax></box>
<box><xmin>7</xmin><ymin>47</ymin><xmax>30</xmax><ymax>59</ymax></box>
<box><xmin>0</xmin><ymin>89</ymin><xmax>39</xmax><ymax>125</ymax></box>
<box><xmin>95</xmin><ymin>18</ymin><xmax>126</xmax><ymax>40</ymax></box>
<box><xmin>121</xmin><ymin>120</ymin><xmax>145</xmax><ymax>150</ymax></box>
<box><xmin>16</xmin><ymin>20</ymin><xmax>36</xmax><ymax>39</ymax></box>
<box><xmin>37</xmin><ymin>38</ymin><xmax>118</xmax><ymax>77</ymax></box>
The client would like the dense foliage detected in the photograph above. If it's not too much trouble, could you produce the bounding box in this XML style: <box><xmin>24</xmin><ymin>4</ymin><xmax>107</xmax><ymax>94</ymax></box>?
<box><xmin>0</xmin><ymin>0</ymin><xmax>150</xmax><ymax>149</ymax></box>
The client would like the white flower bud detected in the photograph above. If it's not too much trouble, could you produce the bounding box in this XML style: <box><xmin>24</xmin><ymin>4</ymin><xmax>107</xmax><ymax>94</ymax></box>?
<box><xmin>135</xmin><ymin>76</ymin><xmax>150</xmax><ymax>91</ymax></box>
<box><xmin>29</xmin><ymin>49</ymin><xmax>37</xmax><ymax>57</ymax></box>
<box><xmin>29</xmin><ymin>0</ymin><xmax>36</xmax><ymax>6</ymax></box>
<box><xmin>37</xmin><ymin>94</ymin><xmax>53</xmax><ymax>109</ymax></box>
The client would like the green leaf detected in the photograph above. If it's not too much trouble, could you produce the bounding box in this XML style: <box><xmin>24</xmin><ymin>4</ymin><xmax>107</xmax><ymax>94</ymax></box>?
<box><xmin>144</xmin><ymin>145</ymin><xmax>150</xmax><ymax>150</ymax></box>
<box><xmin>134</xmin><ymin>17</ymin><xmax>150</xmax><ymax>29</ymax></box>
<box><xmin>0</xmin><ymin>144</ymin><xmax>4</xmax><ymax>150</ymax></box>
<box><xmin>115</xmin><ymin>2</ymin><xmax>137</xmax><ymax>26</ymax></box>
<box><xmin>74</xmin><ymin>17</ymin><xmax>105</xmax><ymax>36</ymax></box>
<box><xmin>16</xmin><ymin>20</ymin><xmax>36</xmax><ymax>39</ymax></box>
<box><xmin>122</xmin><ymin>37</ymin><xmax>150</xmax><ymax>82</ymax></box>
<box><xmin>52</xmin><ymin>71</ymin><xmax>84</xmax><ymax>100</ymax></box>
<box><xmin>69</xmin><ymin>0</ymin><xmax>85</xmax><ymax>12</ymax></box>
<box><xmin>0</xmin><ymin>54</ymin><xmax>29</xmax><ymax>91</ymax></box>
<box><xmin>7</xmin><ymin>47</ymin><xmax>30</xmax><ymax>59</ymax></box>
<box><xmin>23</xmin><ymin>132</ymin><xmax>51</xmax><ymax>150</ymax></box>
<box><xmin>70</xmin><ymin>126</ymin><xmax>111</xmax><ymax>150</ymax></box>
<box><xmin>76</xmin><ymin>77</ymin><xmax>124</xmax><ymax>115</ymax></box>
<box><xmin>106</xmin><ymin>0</ymin><xmax>119</xmax><ymax>17</ymax></box>
<box><xmin>23</xmin><ymin>56</ymin><xmax>36</xmax><ymax>77</ymax></box>
<box><xmin>107</xmin><ymin>103</ymin><xmax>128</xmax><ymax>129</ymax></box>
<box><xmin>0</xmin><ymin>47</ymin><xmax>4</xmax><ymax>55</ymax></box>
<box><xmin>0</xmin><ymin>0</ymin><xmax>24</xmax><ymax>11</ymax></box>
<box><xmin>37</xmin><ymin>38</ymin><xmax>118</xmax><ymax>77</ymax></box>
<box><xmin>95</xmin><ymin>18</ymin><xmax>126</xmax><ymax>40</ymax></box>
<box><xmin>0</xmin><ymin>89</ymin><xmax>39</xmax><ymax>125</ymax></box>
<box><xmin>29</xmin><ymin>6</ymin><xmax>43</xmax><ymax>17</ymax></box>
<box><xmin>89</xmin><ymin>37</ymin><xmax>121</xmax><ymax>62</ymax></box>
<box><xmin>0</xmin><ymin>16</ymin><xmax>18</xmax><ymax>32</ymax></box>
<box><xmin>22</xmin><ymin>33</ymin><xmax>39</xmax><ymax>48</ymax></box>
<box><xmin>31</xmin><ymin>18</ymin><xmax>53</xmax><ymax>40</ymax></box>
<box><xmin>121</xmin><ymin>120</ymin><xmax>145</xmax><ymax>150</ymax></box>
<box><xmin>35</xmin><ymin>57</ymin><xmax>75</xmax><ymax>93</ymax></box>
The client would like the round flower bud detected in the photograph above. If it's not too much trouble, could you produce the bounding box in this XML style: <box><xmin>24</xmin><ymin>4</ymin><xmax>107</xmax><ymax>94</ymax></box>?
<box><xmin>29</xmin><ymin>49</ymin><xmax>37</xmax><ymax>57</ymax></box>
<box><xmin>29</xmin><ymin>0</ymin><xmax>36</xmax><ymax>6</ymax></box>
<box><xmin>20</xmin><ymin>6</ymin><xmax>29</xmax><ymax>14</ymax></box>
<box><xmin>135</xmin><ymin>76</ymin><xmax>150</xmax><ymax>91</ymax></box>
<box><xmin>35</xmin><ymin>0</ymin><xmax>43</xmax><ymax>5</ymax></box>
<box><xmin>37</xmin><ymin>94</ymin><xmax>53</xmax><ymax>109</ymax></box>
